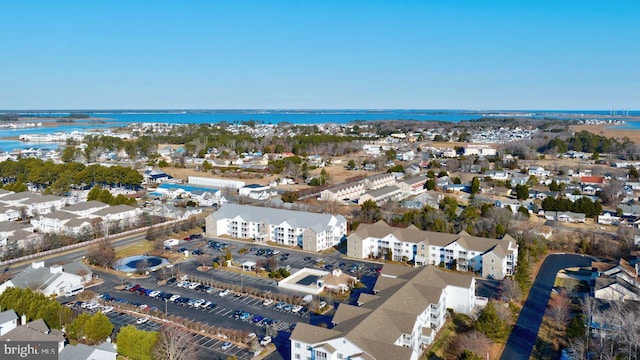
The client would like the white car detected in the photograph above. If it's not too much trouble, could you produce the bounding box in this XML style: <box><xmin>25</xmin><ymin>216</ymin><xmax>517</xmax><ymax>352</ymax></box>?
<box><xmin>262</xmin><ymin>299</ymin><xmax>274</xmax><ymax>306</ymax></box>
<box><xmin>176</xmin><ymin>281</ymin><xmax>189</xmax><ymax>288</ymax></box>
<box><xmin>218</xmin><ymin>289</ymin><xmax>230</xmax><ymax>297</ymax></box>
<box><xmin>291</xmin><ymin>305</ymin><xmax>302</xmax><ymax>314</ymax></box>
<box><xmin>220</xmin><ymin>342</ymin><xmax>232</xmax><ymax>351</ymax></box>
<box><xmin>188</xmin><ymin>282</ymin><xmax>201</xmax><ymax>290</ymax></box>
<box><xmin>86</xmin><ymin>302</ymin><xmax>100</xmax><ymax>310</ymax></box>
<box><xmin>100</xmin><ymin>306</ymin><xmax>114</xmax><ymax>314</ymax></box>
<box><xmin>319</xmin><ymin>301</ymin><xmax>327</xmax><ymax>309</ymax></box>
<box><xmin>260</xmin><ymin>336</ymin><xmax>272</xmax><ymax>346</ymax></box>
<box><xmin>169</xmin><ymin>294</ymin><xmax>181</xmax><ymax>302</ymax></box>
<box><xmin>148</xmin><ymin>290</ymin><xmax>161</xmax><ymax>298</ymax></box>
<box><xmin>193</xmin><ymin>299</ymin><xmax>206</xmax><ymax>308</ymax></box>
<box><xmin>136</xmin><ymin>317</ymin><xmax>149</xmax><ymax>325</ymax></box>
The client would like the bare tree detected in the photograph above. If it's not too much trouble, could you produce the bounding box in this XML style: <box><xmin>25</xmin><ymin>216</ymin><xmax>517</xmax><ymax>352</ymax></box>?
<box><xmin>616</xmin><ymin>226</ymin><xmax>638</xmax><ymax>251</ymax></box>
<box><xmin>454</xmin><ymin>330</ymin><xmax>492</xmax><ymax>358</ymax></box>
<box><xmin>153</xmin><ymin>324</ymin><xmax>199</xmax><ymax>360</ymax></box>
<box><xmin>500</xmin><ymin>278</ymin><xmax>523</xmax><ymax>302</ymax></box>
<box><xmin>547</xmin><ymin>291</ymin><xmax>571</xmax><ymax>330</ymax></box>
<box><xmin>599</xmin><ymin>180</ymin><xmax>624</xmax><ymax>206</ymax></box>
<box><xmin>86</xmin><ymin>239</ymin><xmax>115</xmax><ymax>268</ymax></box>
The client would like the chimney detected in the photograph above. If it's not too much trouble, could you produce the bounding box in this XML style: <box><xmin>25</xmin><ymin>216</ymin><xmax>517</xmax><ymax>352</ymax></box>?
<box><xmin>32</xmin><ymin>261</ymin><xmax>45</xmax><ymax>269</ymax></box>
<box><xmin>21</xmin><ymin>313</ymin><xmax>26</xmax><ymax>325</ymax></box>
<box><xmin>50</xmin><ymin>265</ymin><xmax>63</xmax><ymax>274</ymax></box>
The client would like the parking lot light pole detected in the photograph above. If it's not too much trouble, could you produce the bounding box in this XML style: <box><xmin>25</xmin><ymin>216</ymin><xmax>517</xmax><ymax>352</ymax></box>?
<box><xmin>164</xmin><ymin>298</ymin><xmax>168</xmax><ymax>317</ymax></box>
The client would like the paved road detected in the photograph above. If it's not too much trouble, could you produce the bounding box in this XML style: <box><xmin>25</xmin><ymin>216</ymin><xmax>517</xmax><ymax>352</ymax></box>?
<box><xmin>500</xmin><ymin>254</ymin><xmax>592</xmax><ymax>360</ymax></box>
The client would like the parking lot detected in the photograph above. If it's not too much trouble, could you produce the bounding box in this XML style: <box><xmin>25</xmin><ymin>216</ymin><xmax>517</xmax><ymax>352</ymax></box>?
<box><xmin>79</xmin><ymin>235</ymin><xmax>385</xmax><ymax>360</ymax></box>
<box><xmin>71</xmin><ymin>300</ymin><xmax>257</xmax><ymax>360</ymax></box>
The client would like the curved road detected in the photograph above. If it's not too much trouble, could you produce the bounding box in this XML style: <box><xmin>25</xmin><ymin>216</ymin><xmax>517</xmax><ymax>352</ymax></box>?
<box><xmin>501</xmin><ymin>254</ymin><xmax>592</xmax><ymax>360</ymax></box>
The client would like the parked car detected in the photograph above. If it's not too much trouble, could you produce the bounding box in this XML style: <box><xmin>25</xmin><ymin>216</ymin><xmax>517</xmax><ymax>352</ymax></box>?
<box><xmin>260</xmin><ymin>336</ymin><xmax>272</xmax><ymax>346</ymax></box>
<box><xmin>218</xmin><ymin>289</ymin><xmax>230</xmax><ymax>297</ymax></box>
<box><xmin>220</xmin><ymin>342</ymin><xmax>232</xmax><ymax>351</ymax></box>
<box><xmin>169</xmin><ymin>294</ymin><xmax>181</xmax><ymax>302</ymax></box>
<box><xmin>166</xmin><ymin>277</ymin><xmax>177</xmax><ymax>285</ymax></box>
<box><xmin>262</xmin><ymin>299</ymin><xmax>274</xmax><ymax>306</ymax></box>
<box><xmin>136</xmin><ymin>317</ymin><xmax>149</xmax><ymax>325</ymax></box>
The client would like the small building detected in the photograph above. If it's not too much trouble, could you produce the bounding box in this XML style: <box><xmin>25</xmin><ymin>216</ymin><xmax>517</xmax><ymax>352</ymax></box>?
<box><xmin>0</xmin><ymin>261</ymin><xmax>91</xmax><ymax>297</ymax></box>
<box><xmin>317</xmin><ymin>269</ymin><xmax>357</xmax><ymax>293</ymax></box>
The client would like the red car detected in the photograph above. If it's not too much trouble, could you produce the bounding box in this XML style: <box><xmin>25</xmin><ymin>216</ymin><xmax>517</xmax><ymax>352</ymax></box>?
<box><xmin>129</xmin><ymin>284</ymin><xmax>141</xmax><ymax>292</ymax></box>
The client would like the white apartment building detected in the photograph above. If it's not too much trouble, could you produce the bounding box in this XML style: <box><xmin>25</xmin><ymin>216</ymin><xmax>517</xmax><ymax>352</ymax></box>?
<box><xmin>205</xmin><ymin>204</ymin><xmax>347</xmax><ymax>252</ymax></box>
<box><xmin>347</xmin><ymin>221</ymin><xmax>518</xmax><ymax>279</ymax></box>
<box><xmin>362</xmin><ymin>173</ymin><xmax>396</xmax><ymax>190</ymax></box>
<box><xmin>0</xmin><ymin>192</ymin><xmax>67</xmax><ymax>217</ymax></box>
<box><xmin>290</xmin><ymin>264</ymin><xmax>476</xmax><ymax>360</ymax></box>
<box><xmin>320</xmin><ymin>183</ymin><xmax>365</xmax><ymax>202</ymax></box>
<box><xmin>463</xmin><ymin>144</ymin><xmax>497</xmax><ymax>157</ymax></box>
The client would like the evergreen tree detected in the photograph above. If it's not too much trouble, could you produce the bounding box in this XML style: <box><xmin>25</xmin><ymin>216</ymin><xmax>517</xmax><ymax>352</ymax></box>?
<box><xmin>470</xmin><ymin>177</ymin><xmax>480</xmax><ymax>194</ymax></box>
<box><xmin>514</xmin><ymin>250</ymin><xmax>532</xmax><ymax>294</ymax></box>
<box><xmin>117</xmin><ymin>325</ymin><xmax>158</xmax><ymax>360</ymax></box>
<box><xmin>474</xmin><ymin>301</ymin><xmax>508</xmax><ymax>341</ymax></box>
<box><xmin>566</xmin><ymin>314</ymin><xmax>586</xmax><ymax>340</ymax></box>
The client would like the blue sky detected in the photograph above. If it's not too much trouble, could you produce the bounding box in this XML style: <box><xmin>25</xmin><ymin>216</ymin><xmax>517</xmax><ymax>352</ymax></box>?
<box><xmin>0</xmin><ymin>1</ymin><xmax>638</xmax><ymax>110</ymax></box>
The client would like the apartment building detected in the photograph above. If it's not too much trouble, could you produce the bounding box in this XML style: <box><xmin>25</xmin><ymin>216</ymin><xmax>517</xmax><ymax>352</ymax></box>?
<box><xmin>205</xmin><ymin>204</ymin><xmax>347</xmax><ymax>252</ymax></box>
<box><xmin>347</xmin><ymin>221</ymin><xmax>518</xmax><ymax>279</ymax></box>
<box><xmin>290</xmin><ymin>264</ymin><xmax>476</xmax><ymax>360</ymax></box>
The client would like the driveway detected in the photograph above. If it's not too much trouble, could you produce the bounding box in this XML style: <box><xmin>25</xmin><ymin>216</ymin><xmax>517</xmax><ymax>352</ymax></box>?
<box><xmin>501</xmin><ymin>253</ymin><xmax>592</xmax><ymax>360</ymax></box>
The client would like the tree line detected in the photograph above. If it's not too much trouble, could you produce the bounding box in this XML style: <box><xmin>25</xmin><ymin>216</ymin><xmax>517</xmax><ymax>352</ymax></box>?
<box><xmin>0</xmin><ymin>159</ymin><xmax>143</xmax><ymax>195</ymax></box>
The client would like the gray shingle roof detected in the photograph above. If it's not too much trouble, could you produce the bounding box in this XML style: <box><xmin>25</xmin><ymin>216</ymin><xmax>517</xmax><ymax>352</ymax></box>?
<box><xmin>292</xmin><ymin>265</ymin><xmax>474</xmax><ymax>360</ymax></box>
<box><xmin>210</xmin><ymin>204</ymin><xmax>346</xmax><ymax>231</ymax></box>
<box><xmin>59</xmin><ymin>341</ymin><xmax>116</xmax><ymax>360</ymax></box>
<box><xmin>63</xmin><ymin>201</ymin><xmax>109</xmax><ymax>212</ymax></box>
<box><xmin>92</xmin><ymin>204</ymin><xmax>138</xmax><ymax>216</ymax></box>
<box><xmin>0</xmin><ymin>309</ymin><xmax>18</xmax><ymax>325</ymax></box>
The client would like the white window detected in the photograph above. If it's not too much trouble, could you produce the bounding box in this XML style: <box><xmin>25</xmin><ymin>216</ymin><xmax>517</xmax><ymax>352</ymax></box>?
<box><xmin>295</xmin><ymin>342</ymin><xmax>301</xmax><ymax>349</ymax></box>
<box><xmin>316</xmin><ymin>351</ymin><xmax>327</xmax><ymax>360</ymax></box>
<box><xmin>295</xmin><ymin>355</ymin><xmax>301</xmax><ymax>360</ymax></box>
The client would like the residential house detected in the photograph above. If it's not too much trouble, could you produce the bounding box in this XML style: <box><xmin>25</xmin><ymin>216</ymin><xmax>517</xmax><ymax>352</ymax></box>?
<box><xmin>485</xmin><ymin>171</ymin><xmax>509</xmax><ymax>181</ymax></box>
<box><xmin>205</xmin><ymin>204</ymin><xmax>347</xmax><ymax>252</ymax></box>
<box><xmin>528</xmin><ymin>166</ymin><xmax>550</xmax><ymax>177</ymax></box>
<box><xmin>398</xmin><ymin>176</ymin><xmax>428</xmax><ymax>195</ymax></box>
<box><xmin>581</xmin><ymin>176</ymin><xmax>606</xmax><ymax>186</ymax></box>
<box><xmin>290</xmin><ymin>264</ymin><xmax>477</xmax><ymax>360</ymax></box>
<box><xmin>544</xmin><ymin>211</ymin><xmax>586</xmax><ymax>223</ymax></box>
<box><xmin>509</xmin><ymin>175</ymin><xmax>529</xmax><ymax>186</ymax></box>
<box><xmin>0</xmin><ymin>310</ymin><xmax>18</xmax><ymax>336</ymax></box>
<box><xmin>598</xmin><ymin>212</ymin><xmax>621</xmax><ymax>226</ymax></box>
<box><xmin>0</xmin><ymin>261</ymin><xmax>91</xmax><ymax>297</ymax></box>
<box><xmin>619</xmin><ymin>205</ymin><xmax>640</xmax><ymax>217</ymax></box>
<box><xmin>358</xmin><ymin>186</ymin><xmax>403</xmax><ymax>205</ymax></box>
<box><xmin>495</xmin><ymin>199</ymin><xmax>522</xmax><ymax>213</ymax></box>
<box><xmin>594</xmin><ymin>259</ymin><xmax>640</xmax><ymax>302</ymax></box>
<box><xmin>347</xmin><ymin>221</ymin><xmax>518</xmax><ymax>279</ymax></box>
<box><xmin>0</xmin><ymin>316</ymin><xmax>66</xmax><ymax>353</ymax></box>
<box><xmin>59</xmin><ymin>342</ymin><xmax>117</xmax><ymax>360</ymax></box>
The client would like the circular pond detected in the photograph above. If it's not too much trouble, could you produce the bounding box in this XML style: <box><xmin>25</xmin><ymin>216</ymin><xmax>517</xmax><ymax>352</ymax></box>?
<box><xmin>113</xmin><ymin>255</ymin><xmax>170</xmax><ymax>273</ymax></box>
